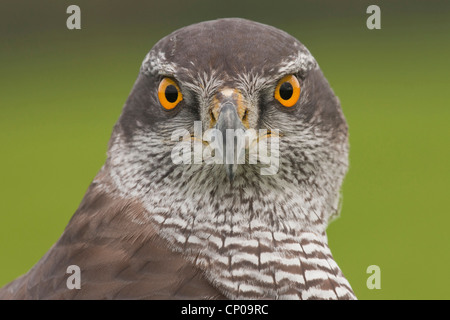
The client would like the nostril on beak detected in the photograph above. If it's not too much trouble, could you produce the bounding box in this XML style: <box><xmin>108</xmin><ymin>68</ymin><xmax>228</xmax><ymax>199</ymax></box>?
<box><xmin>242</xmin><ymin>109</ymin><xmax>248</xmax><ymax>122</ymax></box>
<box><xmin>210</xmin><ymin>109</ymin><xmax>217</xmax><ymax>127</ymax></box>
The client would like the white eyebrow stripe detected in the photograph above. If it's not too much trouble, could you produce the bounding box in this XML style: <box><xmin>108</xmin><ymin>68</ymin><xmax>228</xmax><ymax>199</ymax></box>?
<box><xmin>141</xmin><ymin>51</ymin><xmax>179</xmax><ymax>76</ymax></box>
<box><xmin>278</xmin><ymin>50</ymin><xmax>318</xmax><ymax>75</ymax></box>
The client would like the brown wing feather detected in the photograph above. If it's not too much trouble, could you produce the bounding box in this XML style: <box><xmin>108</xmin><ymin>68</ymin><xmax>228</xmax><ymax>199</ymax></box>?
<box><xmin>0</xmin><ymin>174</ymin><xmax>225</xmax><ymax>300</ymax></box>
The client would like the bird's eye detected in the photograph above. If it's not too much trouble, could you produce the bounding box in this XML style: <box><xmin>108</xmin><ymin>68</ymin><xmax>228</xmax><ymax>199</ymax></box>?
<box><xmin>274</xmin><ymin>75</ymin><xmax>301</xmax><ymax>107</ymax></box>
<box><xmin>158</xmin><ymin>78</ymin><xmax>183</xmax><ymax>110</ymax></box>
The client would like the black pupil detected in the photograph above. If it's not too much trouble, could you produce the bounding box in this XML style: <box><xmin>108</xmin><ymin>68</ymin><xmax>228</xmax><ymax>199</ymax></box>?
<box><xmin>165</xmin><ymin>85</ymin><xmax>178</xmax><ymax>103</ymax></box>
<box><xmin>279</xmin><ymin>82</ymin><xmax>293</xmax><ymax>100</ymax></box>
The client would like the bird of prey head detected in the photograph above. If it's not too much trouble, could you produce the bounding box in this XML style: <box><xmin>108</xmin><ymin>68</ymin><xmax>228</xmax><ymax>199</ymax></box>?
<box><xmin>0</xmin><ymin>18</ymin><xmax>355</xmax><ymax>300</ymax></box>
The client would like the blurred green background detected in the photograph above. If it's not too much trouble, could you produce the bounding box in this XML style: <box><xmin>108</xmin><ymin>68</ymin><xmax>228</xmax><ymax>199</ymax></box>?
<box><xmin>0</xmin><ymin>0</ymin><xmax>449</xmax><ymax>299</ymax></box>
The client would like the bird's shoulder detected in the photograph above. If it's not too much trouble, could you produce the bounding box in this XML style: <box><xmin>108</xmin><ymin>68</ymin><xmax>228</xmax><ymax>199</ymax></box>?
<box><xmin>0</xmin><ymin>172</ymin><xmax>224</xmax><ymax>300</ymax></box>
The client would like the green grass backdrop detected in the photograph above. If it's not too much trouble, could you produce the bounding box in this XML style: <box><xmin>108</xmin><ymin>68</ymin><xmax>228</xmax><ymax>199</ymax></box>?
<box><xmin>0</xmin><ymin>0</ymin><xmax>449</xmax><ymax>299</ymax></box>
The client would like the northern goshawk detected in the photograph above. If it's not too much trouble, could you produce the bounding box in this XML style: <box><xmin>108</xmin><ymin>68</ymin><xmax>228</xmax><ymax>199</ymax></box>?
<box><xmin>0</xmin><ymin>18</ymin><xmax>355</xmax><ymax>300</ymax></box>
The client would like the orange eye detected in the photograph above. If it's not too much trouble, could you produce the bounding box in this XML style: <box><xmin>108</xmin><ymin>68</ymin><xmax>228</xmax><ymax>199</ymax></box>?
<box><xmin>274</xmin><ymin>75</ymin><xmax>301</xmax><ymax>107</ymax></box>
<box><xmin>158</xmin><ymin>78</ymin><xmax>183</xmax><ymax>110</ymax></box>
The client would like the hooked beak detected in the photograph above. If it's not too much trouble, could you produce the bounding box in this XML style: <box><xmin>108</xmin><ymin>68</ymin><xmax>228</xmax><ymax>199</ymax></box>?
<box><xmin>215</xmin><ymin>102</ymin><xmax>245</xmax><ymax>182</ymax></box>
<box><xmin>212</xmin><ymin>89</ymin><xmax>248</xmax><ymax>182</ymax></box>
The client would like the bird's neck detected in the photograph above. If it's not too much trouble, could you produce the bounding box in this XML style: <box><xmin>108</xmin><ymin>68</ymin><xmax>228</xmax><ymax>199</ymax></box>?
<box><xmin>94</xmin><ymin>165</ymin><xmax>355</xmax><ymax>299</ymax></box>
